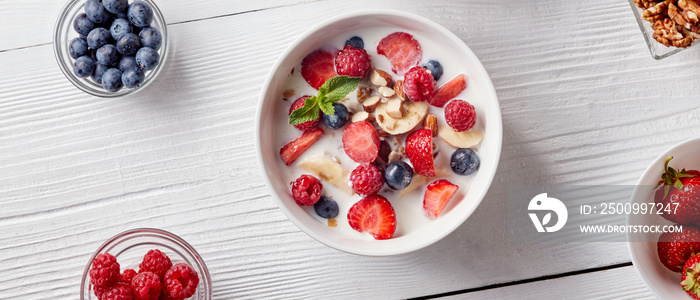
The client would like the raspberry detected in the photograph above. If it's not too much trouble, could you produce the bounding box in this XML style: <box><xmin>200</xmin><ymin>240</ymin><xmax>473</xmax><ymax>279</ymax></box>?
<box><xmin>120</xmin><ymin>269</ymin><xmax>137</xmax><ymax>283</ymax></box>
<box><xmin>163</xmin><ymin>263</ymin><xmax>200</xmax><ymax>300</ymax></box>
<box><xmin>288</xmin><ymin>96</ymin><xmax>320</xmax><ymax>131</ymax></box>
<box><xmin>402</xmin><ymin>66</ymin><xmax>435</xmax><ymax>102</ymax></box>
<box><xmin>139</xmin><ymin>249</ymin><xmax>172</xmax><ymax>279</ymax></box>
<box><xmin>350</xmin><ymin>164</ymin><xmax>384</xmax><ymax>196</ymax></box>
<box><xmin>90</xmin><ymin>253</ymin><xmax>121</xmax><ymax>287</ymax></box>
<box><xmin>290</xmin><ymin>174</ymin><xmax>322</xmax><ymax>206</ymax></box>
<box><xmin>131</xmin><ymin>271</ymin><xmax>162</xmax><ymax>300</ymax></box>
<box><xmin>334</xmin><ymin>45</ymin><xmax>372</xmax><ymax>78</ymax></box>
<box><xmin>101</xmin><ymin>282</ymin><xmax>134</xmax><ymax>300</ymax></box>
<box><xmin>444</xmin><ymin>99</ymin><xmax>476</xmax><ymax>132</ymax></box>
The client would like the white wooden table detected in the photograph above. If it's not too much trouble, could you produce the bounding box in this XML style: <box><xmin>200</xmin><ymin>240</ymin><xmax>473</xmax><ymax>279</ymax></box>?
<box><xmin>5</xmin><ymin>0</ymin><xmax>698</xmax><ymax>298</ymax></box>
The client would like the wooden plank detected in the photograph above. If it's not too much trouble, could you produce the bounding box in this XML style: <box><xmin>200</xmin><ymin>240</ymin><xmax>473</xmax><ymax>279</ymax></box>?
<box><xmin>439</xmin><ymin>266</ymin><xmax>656</xmax><ymax>300</ymax></box>
<box><xmin>0</xmin><ymin>0</ymin><xmax>694</xmax><ymax>298</ymax></box>
<box><xmin>0</xmin><ymin>0</ymin><xmax>318</xmax><ymax>52</ymax></box>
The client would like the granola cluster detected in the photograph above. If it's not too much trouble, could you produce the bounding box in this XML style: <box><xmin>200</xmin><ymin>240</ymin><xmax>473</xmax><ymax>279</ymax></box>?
<box><xmin>635</xmin><ymin>0</ymin><xmax>700</xmax><ymax>47</ymax></box>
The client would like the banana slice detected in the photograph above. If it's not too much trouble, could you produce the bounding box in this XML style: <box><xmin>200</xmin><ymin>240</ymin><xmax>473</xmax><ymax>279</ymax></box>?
<box><xmin>298</xmin><ymin>156</ymin><xmax>354</xmax><ymax>196</ymax></box>
<box><xmin>438</xmin><ymin>126</ymin><xmax>483</xmax><ymax>149</ymax></box>
<box><xmin>399</xmin><ymin>168</ymin><xmax>450</xmax><ymax>196</ymax></box>
<box><xmin>375</xmin><ymin>101</ymin><xmax>428</xmax><ymax>135</ymax></box>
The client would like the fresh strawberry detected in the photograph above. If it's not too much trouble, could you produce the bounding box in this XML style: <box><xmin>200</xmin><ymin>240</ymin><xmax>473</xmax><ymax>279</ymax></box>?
<box><xmin>342</xmin><ymin>121</ymin><xmax>380</xmax><ymax>163</ymax></box>
<box><xmin>377</xmin><ymin>32</ymin><xmax>422</xmax><ymax>75</ymax></box>
<box><xmin>279</xmin><ymin>127</ymin><xmax>325</xmax><ymax>166</ymax></box>
<box><xmin>402</xmin><ymin>66</ymin><xmax>436</xmax><ymax>102</ymax></box>
<box><xmin>405</xmin><ymin>129</ymin><xmax>435</xmax><ymax>177</ymax></box>
<box><xmin>658</xmin><ymin>225</ymin><xmax>700</xmax><ymax>272</ymax></box>
<box><xmin>347</xmin><ymin>194</ymin><xmax>396</xmax><ymax>240</ymax></box>
<box><xmin>682</xmin><ymin>253</ymin><xmax>700</xmax><ymax>299</ymax></box>
<box><xmin>428</xmin><ymin>74</ymin><xmax>467</xmax><ymax>107</ymax></box>
<box><xmin>654</xmin><ymin>156</ymin><xmax>700</xmax><ymax>224</ymax></box>
<box><xmin>301</xmin><ymin>49</ymin><xmax>337</xmax><ymax>89</ymax></box>
<box><xmin>288</xmin><ymin>95</ymin><xmax>320</xmax><ymax>131</ymax></box>
<box><xmin>423</xmin><ymin>179</ymin><xmax>459</xmax><ymax>220</ymax></box>
<box><xmin>335</xmin><ymin>45</ymin><xmax>372</xmax><ymax>78</ymax></box>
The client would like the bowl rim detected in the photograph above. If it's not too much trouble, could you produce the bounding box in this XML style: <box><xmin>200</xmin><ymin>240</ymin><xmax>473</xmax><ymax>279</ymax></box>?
<box><xmin>255</xmin><ymin>9</ymin><xmax>502</xmax><ymax>256</ymax></box>
<box><xmin>79</xmin><ymin>227</ymin><xmax>212</xmax><ymax>299</ymax></box>
<box><xmin>627</xmin><ymin>136</ymin><xmax>700</xmax><ymax>298</ymax></box>
<box><xmin>53</xmin><ymin>0</ymin><xmax>169</xmax><ymax>98</ymax></box>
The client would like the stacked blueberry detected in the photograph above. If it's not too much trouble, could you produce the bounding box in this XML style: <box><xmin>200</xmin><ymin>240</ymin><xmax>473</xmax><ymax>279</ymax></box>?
<box><xmin>70</xmin><ymin>0</ymin><xmax>162</xmax><ymax>92</ymax></box>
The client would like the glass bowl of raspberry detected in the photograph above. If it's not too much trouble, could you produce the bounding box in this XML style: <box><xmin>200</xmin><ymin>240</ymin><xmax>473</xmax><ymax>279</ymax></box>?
<box><xmin>53</xmin><ymin>0</ymin><xmax>169</xmax><ymax>97</ymax></box>
<box><xmin>80</xmin><ymin>228</ymin><xmax>212</xmax><ymax>299</ymax></box>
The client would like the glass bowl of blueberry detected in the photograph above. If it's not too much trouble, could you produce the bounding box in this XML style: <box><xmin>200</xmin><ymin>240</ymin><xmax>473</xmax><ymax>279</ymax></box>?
<box><xmin>54</xmin><ymin>0</ymin><xmax>168</xmax><ymax>97</ymax></box>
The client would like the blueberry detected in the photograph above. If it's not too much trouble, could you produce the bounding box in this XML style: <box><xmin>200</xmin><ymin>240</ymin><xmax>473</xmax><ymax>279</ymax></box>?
<box><xmin>135</xmin><ymin>47</ymin><xmax>159</xmax><ymax>70</ymax></box>
<box><xmin>96</xmin><ymin>44</ymin><xmax>121</xmax><ymax>66</ymax></box>
<box><xmin>86</xmin><ymin>27</ymin><xmax>112</xmax><ymax>49</ymax></box>
<box><xmin>103</xmin><ymin>0</ymin><xmax>128</xmax><ymax>14</ymax></box>
<box><xmin>101</xmin><ymin>68</ymin><xmax>123</xmax><ymax>92</ymax></box>
<box><xmin>321</xmin><ymin>103</ymin><xmax>349</xmax><ymax>130</ymax></box>
<box><xmin>84</xmin><ymin>0</ymin><xmax>112</xmax><ymax>24</ymax></box>
<box><xmin>73</xmin><ymin>56</ymin><xmax>95</xmax><ymax>78</ymax></box>
<box><xmin>91</xmin><ymin>63</ymin><xmax>109</xmax><ymax>84</ymax></box>
<box><xmin>345</xmin><ymin>36</ymin><xmax>364</xmax><ymax>49</ymax></box>
<box><xmin>121</xmin><ymin>67</ymin><xmax>145</xmax><ymax>88</ymax></box>
<box><xmin>423</xmin><ymin>60</ymin><xmax>443</xmax><ymax>81</ymax></box>
<box><xmin>73</xmin><ymin>13</ymin><xmax>95</xmax><ymax>36</ymax></box>
<box><xmin>139</xmin><ymin>27</ymin><xmax>162</xmax><ymax>50</ymax></box>
<box><xmin>110</xmin><ymin>18</ymin><xmax>132</xmax><ymax>40</ymax></box>
<box><xmin>127</xmin><ymin>1</ymin><xmax>154</xmax><ymax>28</ymax></box>
<box><xmin>69</xmin><ymin>37</ymin><xmax>89</xmax><ymax>59</ymax></box>
<box><xmin>314</xmin><ymin>196</ymin><xmax>339</xmax><ymax>219</ymax></box>
<box><xmin>116</xmin><ymin>33</ymin><xmax>141</xmax><ymax>56</ymax></box>
<box><xmin>384</xmin><ymin>161</ymin><xmax>413</xmax><ymax>190</ymax></box>
<box><xmin>118</xmin><ymin>56</ymin><xmax>138</xmax><ymax>71</ymax></box>
<box><xmin>450</xmin><ymin>148</ymin><xmax>480</xmax><ymax>175</ymax></box>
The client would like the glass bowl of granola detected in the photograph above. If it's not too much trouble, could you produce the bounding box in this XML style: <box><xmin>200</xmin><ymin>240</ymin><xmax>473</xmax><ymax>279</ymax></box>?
<box><xmin>628</xmin><ymin>0</ymin><xmax>700</xmax><ymax>59</ymax></box>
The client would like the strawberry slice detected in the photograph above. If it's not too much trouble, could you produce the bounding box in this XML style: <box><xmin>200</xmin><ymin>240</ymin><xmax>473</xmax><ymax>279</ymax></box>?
<box><xmin>405</xmin><ymin>129</ymin><xmax>435</xmax><ymax>177</ymax></box>
<box><xmin>377</xmin><ymin>32</ymin><xmax>422</xmax><ymax>75</ymax></box>
<box><xmin>301</xmin><ymin>49</ymin><xmax>337</xmax><ymax>89</ymax></box>
<box><xmin>347</xmin><ymin>195</ymin><xmax>397</xmax><ymax>240</ymax></box>
<box><xmin>342</xmin><ymin>121</ymin><xmax>380</xmax><ymax>163</ymax></box>
<box><xmin>279</xmin><ymin>127</ymin><xmax>325</xmax><ymax>165</ymax></box>
<box><xmin>423</xmin><ymin>179</ymin><xmax>459</xmax><ymax>220</ymax></box>
<box><xmin>428</xmin><ymin>74</ymin><xmax>467</xmax><ymax>107</ymax></box>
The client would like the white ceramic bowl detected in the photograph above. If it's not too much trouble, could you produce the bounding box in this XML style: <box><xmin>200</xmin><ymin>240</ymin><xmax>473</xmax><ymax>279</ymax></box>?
<box><xmin>628</xmin><ymin>137</ymin><xmax>700</xmax><ymax>299</ymax></box>
<box><xmin>255</xmin><ymin>10</ymin><xmax>502</xmax><ymax>256</ymax></box>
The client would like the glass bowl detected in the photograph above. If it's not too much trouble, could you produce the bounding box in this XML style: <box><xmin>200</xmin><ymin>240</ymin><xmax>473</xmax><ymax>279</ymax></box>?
<box><xmin>80</xmin><ymin>228</ymin><xmax>212</xmax><ymax>300</ymax></box>
<box><xmin>627</xmin><ymin>0</ymin><xmax>688</xmax><ymax>59</ymax></box>
<box><xmin>53</xmin><ymin>0</ymin><xmax>169</xmax><ymax>97</ymax></box>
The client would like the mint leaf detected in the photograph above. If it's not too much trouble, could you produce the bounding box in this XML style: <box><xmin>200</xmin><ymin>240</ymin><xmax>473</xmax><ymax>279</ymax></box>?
<box><xmin>322</xmin><ymin>76</ymin><xmax>360</xmax><ymax>103</ymax></box>
<box><xmin>288</xmin><ymin>96</ymin><xmax>319</xmax><ymax>125</ymax></box>
<box><xmin>318</xmin><ymin>100</ymin><xmax>334</xmax><ymax>116</ymax></box>
<box><xmin>287</xmin><ymin>75</ymin><xmax>359</xmax><ymax>125</ymax></box>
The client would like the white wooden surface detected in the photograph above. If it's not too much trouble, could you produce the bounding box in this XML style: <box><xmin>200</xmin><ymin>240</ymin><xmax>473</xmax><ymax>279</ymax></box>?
<box><xmin>5</xmin><ymin>0</ymin><xmax>700</xmax><ymax>298</ymax></box>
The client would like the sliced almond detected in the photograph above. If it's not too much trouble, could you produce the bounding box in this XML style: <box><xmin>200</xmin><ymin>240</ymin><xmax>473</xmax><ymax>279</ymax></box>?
<box><xmin>351</xmin><ymin>111</ymin><xmax>375</xmax><ymax>123</ymax></box>
<box><xmin>378</xmin><ymin>86</ymin><xmax>396</xmax><ymax>98</ymax></box>
<box><xmin>393</xmin><ymin>80</ymin><xmax>405</xmax><ymax>100</ymax></box>
<box><xmin>388</xmin><ymin>150</ymin><xmax>403</xmax><ymax>163</ymax></box>
<box><xmin>370</xmin><ymin>69</ymin><xmax>392</xmax><ymax>87</ymax></box>
<box><xmin>375</xmin><ymin>101</ymin><xmax>429</xmax><ymax>135</ymax></box>
<box><xmin>386</xmin><ymin>97</ymin><xmax>403</xmax><ymax>119</ymax></box>
<box><xmin>424</xmin><ymin>114</ymin><xmax>438</xmax><ymax>137</ymax></box>
<box><xmin>438</xmin><ymin>126</ymin><xmax>483</xmax><ymax>148</ymax></box>
<box><xmin>362</xmin><ymin>95</ymin><xmax>381</xmax><ymax>113</ymax></box>
<box><xmin>357</xmin><ymin>86</ymin><xmax>373</xmax><ymax>103</ymax></box>
<box><xmin>298</xmin><ymin>156</ymin><xmax>354</xmax><ymax>196</ymax></box>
